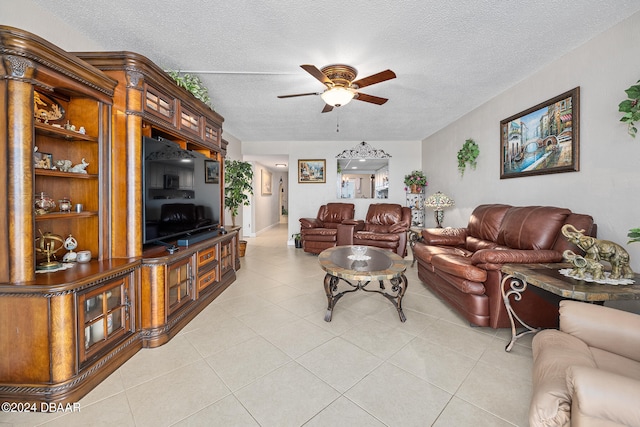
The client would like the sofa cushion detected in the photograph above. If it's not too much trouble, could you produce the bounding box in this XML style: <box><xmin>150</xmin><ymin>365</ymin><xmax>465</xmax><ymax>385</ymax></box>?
<box><xmin>431</xmin><ymin>254</ymin><xmax>487</xmax><ymax>282</ymax></box>
<box><xmin>498</xmin><ymin>206</ymin><xmax>571</xmax><ymax>250</ymax></box>
<box><xmin>466</xmin><ymin>204</ymin><xmax>511</xmax><ymax>242</ymax></box>
<box><xmin>413</xmin><ymin>244</ymin><xmax>471</xmax><ymax>264</ymax></box>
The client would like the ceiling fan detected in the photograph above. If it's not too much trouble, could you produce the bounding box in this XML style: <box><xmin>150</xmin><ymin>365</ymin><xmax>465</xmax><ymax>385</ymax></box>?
<box><xmin>278</xmin><ymin>64</ymin><xmax>396</xmax><ymax>113</ymax></box>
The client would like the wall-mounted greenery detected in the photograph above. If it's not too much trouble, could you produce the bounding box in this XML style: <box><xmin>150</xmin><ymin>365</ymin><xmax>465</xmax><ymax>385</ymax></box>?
<box><xmin>628</xmin><ymin>228</ymin><xmax>640</xmax><ymax>244</ymax></box>
<box><xmin>619</xmin><ymin>79</ymin><xmax>640</xmax><ymax>138</ymax></box>
<box><xmin>167</xmin><ymin>70</ymin><xmax>212</xmax><ymax>108</ymax></box>
<box><xmin>457</xmin><ymin>138</ymin><xmax>479</xmax><ymax>176</ymax></box>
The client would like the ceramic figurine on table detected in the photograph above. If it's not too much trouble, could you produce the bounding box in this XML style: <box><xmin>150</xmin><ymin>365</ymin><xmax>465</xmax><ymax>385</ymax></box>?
<box><xmin>62</xmin><ymin>234</ymin><xmax>78</xmax><ymax>262</ymax></box>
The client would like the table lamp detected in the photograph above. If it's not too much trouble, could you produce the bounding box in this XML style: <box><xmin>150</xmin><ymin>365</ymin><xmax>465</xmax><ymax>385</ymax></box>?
<box><xmin>424</xmin><ymin>191</ymin><xmax>455</xmax><ymax>228</ymax></box>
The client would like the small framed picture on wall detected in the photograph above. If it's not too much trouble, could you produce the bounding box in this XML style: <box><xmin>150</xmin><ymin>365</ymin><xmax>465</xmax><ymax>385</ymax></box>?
<box><xmin>298</xmin><ymin>159</ymin><xmax>326</xmax><ymax>183</ymax></box>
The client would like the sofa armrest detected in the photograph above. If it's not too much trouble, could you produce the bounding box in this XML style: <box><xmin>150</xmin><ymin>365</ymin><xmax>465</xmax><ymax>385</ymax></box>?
<box><xmin>470</xmin><ymin>249</ymin><xmax>562</xmax><ymax>265</ymax></box>
<box><xmin>342</xmin><ymin>219</ymin><xmax>365</xmax><ymax>230</ymax></box>
<box><xmin>421</xmin><ymin>227</ymin><xmax>466</xmax><ymax>246</ymax></box>
<box><xmin>567</xmin><ymin>366</ymin><xmax>640</xmax><ymax>427</ymax></box>
<box><xmin>560</xmin><ymin>300</ymin><xmax>640</xmax><ymax>362</ymax></box>
<box><xmin>300</xmin><ymin>217</ymin><xmax>322</xmax><ymax>229</ymax></box>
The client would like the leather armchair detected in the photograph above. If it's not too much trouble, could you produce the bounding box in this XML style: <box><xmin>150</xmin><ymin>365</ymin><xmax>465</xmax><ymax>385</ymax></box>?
<box><xmin>530</xmin><ymin>300</ymin><xmax>640</xmax><ymax>427</ymax></box>
<box><xmin>338</xmin><ymin>203</ymin><xmax>412</xmax><ymax>257</ymax></box>
<box><xmin>299</xmin><ymin>203</ymin><xmax>355</xmax><ymax>254</ymax></box>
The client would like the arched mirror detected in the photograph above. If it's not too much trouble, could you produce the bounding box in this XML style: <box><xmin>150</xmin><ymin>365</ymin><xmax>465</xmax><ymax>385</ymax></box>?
<box><xmin>336</xmin><ymin>141</ymin><xmax>390</xmax><ymax>199</ymax></box>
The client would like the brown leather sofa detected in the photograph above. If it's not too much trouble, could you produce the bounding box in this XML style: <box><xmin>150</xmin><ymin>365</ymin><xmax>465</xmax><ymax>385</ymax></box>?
<box><xmin>299</xmin><ymin>203</ymin><xmax>355</xmax><ymax>254</ymax></box>
<box><xmin>413</xmin><ymin>204</ymin><xmax>595</xmax><ymax>328</ymax></box>
<box><xmin>530</xmin><ymin>300</ymin><xmax>640</xmax><ymax>427</ymax></box>
<box><xmin>337</xmin><ymin>203</ymin><xmax>412</xmax><ymax>257</ymax></box>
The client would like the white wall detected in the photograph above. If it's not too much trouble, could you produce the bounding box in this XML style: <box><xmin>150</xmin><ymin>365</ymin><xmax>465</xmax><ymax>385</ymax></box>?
<box><xmin>242</xmin><ymin>140</ymin><xmax>422</xmax><ymax>242</ymax></box>
<box><xmin>1</xmin><ymin>0</ymin><xmax>104</xmax><ymax>51</ymax></box>
<box><xmin>422</xmin><ymin>12</ymin><xmax>640</xmax><ymax>277</ymax></box>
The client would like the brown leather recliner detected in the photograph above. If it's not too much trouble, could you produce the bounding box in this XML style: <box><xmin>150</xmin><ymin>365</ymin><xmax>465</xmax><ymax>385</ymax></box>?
<box><xmin>338</xmin><ymin>203</ymin><xmax>412</xmax><ymax>257</ymax></box>
<box><xmin>299</xmin><ymin>203</ymin><xmax>355</xmax><ymax>254</ymax></box>
<box><xmin>530</xmin><ymin>300</ymin><xmax>640</xmax><ymax>427</ymax></box>
<box><xmin>413</xmin><ymin>204</ymin><xmax>596</xmax><ymax>328</ymax></box>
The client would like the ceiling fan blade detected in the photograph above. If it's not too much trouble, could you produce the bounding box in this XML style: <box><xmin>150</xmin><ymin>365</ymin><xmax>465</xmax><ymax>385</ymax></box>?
<box><xmin>351</xmin><ymin>69</ymin><xmax>396</xmax><ymax>89</ymax></box>
<box><xmin>300</xmin><ymin>64</ymin><xmax>333</xmax><ymax>86</ymax></box>
<box><xmin>321</xmin><ymin>104</ymin><xmax>334</xmax><ymax>113</ymax></box>
<box><xmin>277</xmin><ymin>92</ymin><xmax>320</xmax><ymax>98</ymax></box>
<box><xmin>354</xmin><ymin>92</ymin><xmax>388</xmax><ymax>105</ymax></box>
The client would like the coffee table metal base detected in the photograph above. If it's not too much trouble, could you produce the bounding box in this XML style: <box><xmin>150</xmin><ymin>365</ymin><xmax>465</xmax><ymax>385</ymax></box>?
<box><xmin>323</xmin><ymin>273</ymin><xmax>408</xmax><ymax>322</ymax></box>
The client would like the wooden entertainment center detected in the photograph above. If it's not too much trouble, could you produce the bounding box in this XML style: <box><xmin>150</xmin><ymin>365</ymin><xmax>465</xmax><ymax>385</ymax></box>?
<box><xmin>0</xmin><ymin>26</ymin><xmax>239</xmax><ymax>405</ymax></box>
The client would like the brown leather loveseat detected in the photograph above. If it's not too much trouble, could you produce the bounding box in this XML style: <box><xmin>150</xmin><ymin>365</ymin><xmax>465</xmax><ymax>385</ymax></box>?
<box><xmin>413</xmin><ymin>204</ymin><xmax>595</xmax><ymax>328</ymax></box>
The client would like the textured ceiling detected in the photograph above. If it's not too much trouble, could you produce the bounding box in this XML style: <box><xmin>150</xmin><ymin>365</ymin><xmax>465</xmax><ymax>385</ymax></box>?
<box><xmin>31</xmin><ymin>0</ymin><xmax>640</xmax><ymax>145</ymax></box>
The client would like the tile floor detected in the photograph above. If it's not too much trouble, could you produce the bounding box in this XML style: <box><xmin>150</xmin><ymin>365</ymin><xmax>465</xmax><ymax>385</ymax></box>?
<box><xmin>1</xmin><ymin>224</ymin><xmax>535</xmax><ymax>427</ymax></box>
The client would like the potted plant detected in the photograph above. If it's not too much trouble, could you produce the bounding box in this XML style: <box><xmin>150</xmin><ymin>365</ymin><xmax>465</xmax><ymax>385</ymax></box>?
<box><xmin>167</xmin><ymin>70</ymin><xmax>212</xmax><ymax>109</ymax></box>
<box><xmin>457</xmin><ymin>138</ymin><xmax>479</xmax><ymax>176</ymax></box>
<box><xmin>619</xmin><ymin>79</ymin><xmax>640</xmax><ymax>138</ymax></box>
<box><xmin>628</xmin><ymin>227</ymin><xmax>640</xmax><ymax>244</ymax></box>
<box><xmin>292</xmin><ymin>232</ymin><xmax>302</xmax><ymax>248</ymax></box>
<box><xmin>224</xmin><ymin>159</ymin><xmax>254</xmax><ymax>227</ymax></box>
<box><xmin>403</xmin><ymin>170</ymin><xmax>427</xmax><ymax>193</ymax></box>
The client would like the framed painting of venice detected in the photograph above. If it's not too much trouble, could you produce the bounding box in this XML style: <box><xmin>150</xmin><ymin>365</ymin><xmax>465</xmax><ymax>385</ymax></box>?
<box><xmin>500</xmin><ymin>87</ymin><xmax>579</xmax><ymax>179</ymax></box>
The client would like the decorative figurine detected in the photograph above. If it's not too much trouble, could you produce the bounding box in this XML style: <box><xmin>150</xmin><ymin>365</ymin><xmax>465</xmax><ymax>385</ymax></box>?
<box><xmin>62</xmin><ymin>234</ymin><xmax>78</xmax><ymax>262</ymax></box>
<box><xmin>561</xmin><ymin>224</ymin><xmax>634</xmax><ymax>279</ymax></box>
<box><xmin>69</xmin><ymin>158</ymin><xmax>89</xmax><ymax>174</ymax></box>
<box><xmin>562</xmin><ymin>250</ymin><xmax>605</xmax><ymax>281</ymax></box>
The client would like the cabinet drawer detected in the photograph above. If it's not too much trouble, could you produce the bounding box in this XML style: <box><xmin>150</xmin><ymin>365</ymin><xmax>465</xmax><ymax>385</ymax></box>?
<box><xmin>197</xmin><ymin>246</ymin><xmax>217</xmax><ymax>268</ymax></box>
<box><xmin>198</xmin><ymin>268</ymin><xmax>218</xmax><ymax>291</ymax></box>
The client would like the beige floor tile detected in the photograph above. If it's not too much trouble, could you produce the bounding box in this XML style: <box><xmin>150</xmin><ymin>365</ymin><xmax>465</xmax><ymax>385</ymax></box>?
<box><xmin>183</xmin><ymin>316</ymin><xmax>258</xmax><ymax>358</ymax></box>
<box><xmin>368</xmin><ymin>306</ymin><xmax>438</xmax><ymax>336</ymax></box>
<box><xmin>118</xmin><ymin>335</ymin><xmax>204</xmax><ymax>389</ymax></box>
<box><xmin>345</xmin><ymin>362</ymin><xmax>452</xmax><ymax>427</ymax></box>
<box><xmin>206</xmin><ymin>336</ymin><xmax>291</xmax><ymax>391</ymax></box>
<box><xmin>297</xmin><ymin>337</ymin><xmax>383</xmax><ymax>393</ymax></box>
<box><xmin>390</xmin><ymin>335</ymin><xmax>477</xmax><ymax>393</ymax></box>
<box><xmin>304</xmin><ymin>307</ymin><xmax>367</xmax><ymax>335</ymax></box>
<box><xmin>257</xmin><ymin>284</ymin><xmax>310</xmax><ymax>304</ymax></box>
<box><xmin>235</xmin><ymin>362</ymin><xmax>339</xmax><ymax>427</ymax></box>
<box><xmin>39</xmin><ymin>392</ymin><xmax>135</xmax><ymax>427</ymax></box>
<box><xmin>340</xmin><ymin>317</ymin><xmax>416</xmax><ymax>359</ymax></box>
<box><xmin>261</xmin><ymin>318</ymin><xmax>334</xmax><ymax>358</ymax></box>
<box><xmin>419</xmin><ymin>319</ymin><xmax>496</xmax><ymax>360</ymax></box>
<box><xmin>304</xmin><ymin>396</ymin><xmax>386</xmax><ymax>427</ymax></box>
<box><xmin>216</xmin><ymin>293</ymin><xmax>275</xmax><ymax>317</ymax></box>
<box><xmin>276</xmin><ymin>290</ymin><xmax>328</xmax><ymax>317</ymax></box>
<box><xmin>171</xmin><ymin>394</ymin><xmax>259</xmax><ymax>426</ymax></box>
<box><xmin>236</xmin><ymin>303</ymin><xmax>301</xmax><ymax>334</ymax></box>
<box><xmin>126</xmin><ymin>359</ymin><xmax>230</xmax><ymax>426</ymax></box>
<box><xmin>433</xmin><ymin>396</ymin><xmax>515</xmax><ymax>427</ymax></box>
<box><xmin>456</xmin><ymin>361</ymin><xmax>532</xmax><ymax>426</ymax></box>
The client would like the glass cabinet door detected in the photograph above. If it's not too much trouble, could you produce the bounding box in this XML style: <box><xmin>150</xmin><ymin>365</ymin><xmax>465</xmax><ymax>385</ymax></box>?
<box><xmin>167</xmin><ymin>257</ymin><xmax>193</xmax><ymax>314</ymax></box>
<box><xmin>80</xmin><ymin>276</ymin><xmax>131</xmax><ymax>362</ymax></box>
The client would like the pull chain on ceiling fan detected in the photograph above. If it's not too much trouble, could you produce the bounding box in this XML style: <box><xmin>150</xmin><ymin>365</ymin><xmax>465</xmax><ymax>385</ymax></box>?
<box><xmin>278</xmin><ymin>64</ymin><xmax>396</xmax><ymax>113</ymax></box>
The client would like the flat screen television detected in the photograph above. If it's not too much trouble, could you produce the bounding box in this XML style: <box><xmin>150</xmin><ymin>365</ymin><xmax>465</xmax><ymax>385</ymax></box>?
<box><xmin>142</xmin><ymin>136</ymin><xmax>220</xmax><ymax>245</ymax></box>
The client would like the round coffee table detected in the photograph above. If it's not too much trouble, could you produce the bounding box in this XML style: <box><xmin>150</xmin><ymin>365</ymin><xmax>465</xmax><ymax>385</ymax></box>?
<box><xmin>318</xmin><ymin>245</ymin><xmax>408</xmax><ymax>322</ymax></box>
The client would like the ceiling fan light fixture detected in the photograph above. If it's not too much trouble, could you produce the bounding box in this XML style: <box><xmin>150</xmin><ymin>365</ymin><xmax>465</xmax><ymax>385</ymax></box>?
<box><xmin>321</xmin><ymin>87</ymin><xmax>355</xmax><ymax>107</ymax></box>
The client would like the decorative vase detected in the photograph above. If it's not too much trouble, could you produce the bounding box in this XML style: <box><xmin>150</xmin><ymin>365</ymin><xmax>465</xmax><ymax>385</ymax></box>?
<box><xmin>410</xmin><ymin>184</ymin><xmax>417</xmax><ymax>193</ymax></box>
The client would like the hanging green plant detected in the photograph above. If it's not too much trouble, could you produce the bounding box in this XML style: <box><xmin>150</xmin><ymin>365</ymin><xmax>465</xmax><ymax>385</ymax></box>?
<box><xmin>619</xmin><ymin>79</ymin><xmax>640</xmax><ymax>138</ymax></box>
<box><xmin>628</xmin><ymin>227</ymin><xmax>640</xmax><ymax>244</ymax></box>
<box><xmin>457</xmin><ymin>138</ymin><xmax>479</xmax><ymax>176</ymax></box>
<box><xmin>167</xmin><ymin>70</ymin><xmax>212</xmax><ymax>108</ymax></box>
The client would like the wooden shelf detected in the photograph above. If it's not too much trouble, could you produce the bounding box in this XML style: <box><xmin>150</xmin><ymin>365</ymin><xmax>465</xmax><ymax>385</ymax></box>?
<box><xmin>35</xmin><ymin>122</ymin><xmax>99</xmax><ymax>142</ymax></box>
<box><xmin>35</xmin><ymin>169</ymin><xmax>98</xmax><ymax>179</ymax></box>
<box><xmin>35</xmin><ymin>211</ymin><xmax>98</xmax><ymax>221</ymax></box>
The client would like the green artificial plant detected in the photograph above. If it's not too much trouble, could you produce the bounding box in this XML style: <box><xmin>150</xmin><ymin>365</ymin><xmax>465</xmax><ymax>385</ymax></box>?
<box><xmin>628</xmin><ymin>228</ymin><xmax>640</xmax><ymax>244</ymax></box>
<box><xmin>167</xmin><ymin>70</ymin><xmax>212</xmax><ymax>108</ymax></box>
<box><xmin>619</xmin><ymin>79</ymin><xmax>640</xmax><ymax>138</ymax></box>
<box><xmin>224</xmin><ymin>159</ymin><xmax>254</xmax><ymax>226</ymax></box>
<box><xmin>457</xmin><ymin>138</ymin><xmax>479</xmax><ymax>176</ymax></box>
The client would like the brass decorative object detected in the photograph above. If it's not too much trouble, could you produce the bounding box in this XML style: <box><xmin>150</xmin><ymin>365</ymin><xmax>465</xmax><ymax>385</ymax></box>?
<box><xmin>35</xmin><ymin>231</ymin><xmax>65</xmax><ymax>270</ymax></box>
<box><xmin>561</xmin><ymin>224</ymin><xmax>634</xmax><ymax>279</ymax></box>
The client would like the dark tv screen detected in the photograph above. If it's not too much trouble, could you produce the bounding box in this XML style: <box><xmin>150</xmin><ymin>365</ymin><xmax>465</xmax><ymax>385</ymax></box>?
<box><xmin>142</xmin><ymin>136</ymin><xmax>220</xmax><ymax>245</ymax></box>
